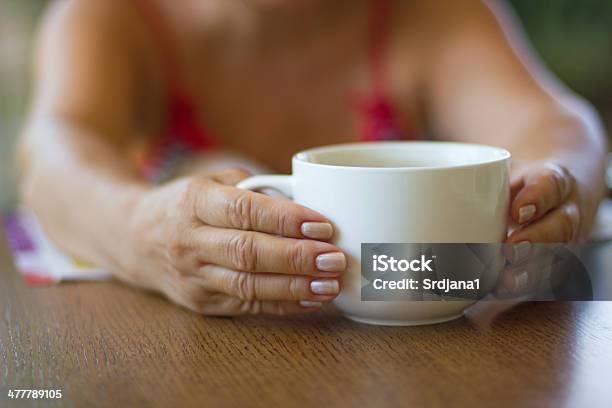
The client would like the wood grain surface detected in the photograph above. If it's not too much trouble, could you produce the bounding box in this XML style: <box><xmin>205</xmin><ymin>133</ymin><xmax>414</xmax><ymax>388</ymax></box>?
<box><xmin>2</xmin><ymin>231</ymin><xmax>612</xmax><ymax>408</ymax></box>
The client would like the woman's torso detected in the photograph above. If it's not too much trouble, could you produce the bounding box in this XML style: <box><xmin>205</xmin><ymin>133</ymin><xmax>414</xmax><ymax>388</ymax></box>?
<box><xmin>128</xmin><ymin>0</ymin><xmax>432</xmax><ymax>174</ymax></box>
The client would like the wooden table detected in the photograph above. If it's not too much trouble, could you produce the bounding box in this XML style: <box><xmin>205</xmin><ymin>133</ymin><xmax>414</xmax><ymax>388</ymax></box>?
<box><xmin>2</xmin><ymin>232</ymin><xmax>612</xmax><ymax>408</ymax></box>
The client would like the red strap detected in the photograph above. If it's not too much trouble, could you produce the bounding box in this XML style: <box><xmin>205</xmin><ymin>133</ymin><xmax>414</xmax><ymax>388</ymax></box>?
<box><xmin>354</xmin><ymin>0</ymin><xmax>407</xmax><ymax>142</ymax></box>
<box><xmin>169</xmin><ymin>92</ymin><xmax>217</xmax><ymax>149</ymax></box>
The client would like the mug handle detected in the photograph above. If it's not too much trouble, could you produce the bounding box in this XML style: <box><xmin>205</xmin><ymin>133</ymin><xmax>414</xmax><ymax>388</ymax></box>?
<box><xmin>236</xmin><ymin>175</ymin><xmax>294</xmax><ymax>198</ymax></box>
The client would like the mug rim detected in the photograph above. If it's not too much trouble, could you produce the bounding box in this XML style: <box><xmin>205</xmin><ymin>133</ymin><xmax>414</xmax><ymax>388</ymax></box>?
<box><xmin>293</xmin><ymin>141</ymin><xmax>511</xmax><ymax>172</ymax></box>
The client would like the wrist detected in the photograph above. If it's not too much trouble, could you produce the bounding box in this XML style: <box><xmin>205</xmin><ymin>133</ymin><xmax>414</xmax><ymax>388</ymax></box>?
<box><xmin>121</xmin><ymin>182</ymin><xmax>153</xmax><ymax>219</ymax></box>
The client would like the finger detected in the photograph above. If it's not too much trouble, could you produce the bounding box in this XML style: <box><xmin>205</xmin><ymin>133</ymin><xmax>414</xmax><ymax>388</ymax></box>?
<box><xmin>511</xmin><ymin>163</ymin><xmax>574</xmax><ymax>225</ymax></box>
<box><xmin>210</xmin><ymin>167</ymin><xmax>253</xmax><ymax>186</ymax></box>
<box><xmin>198</xmin><ymin>264</ymin><xmax>341</xmax><ymax>302</ymax></box>
<box><xmin>197</xmin><ymin>227</ymin><xmax>347</xmax><ymax>276</ymax></box>
<box><xmin>160</xmin><ymin>275</ymin><xmax>217</xmax><ymax>314</ymax></box>
<box><xmin>194</xmin><ymin>180</ymin><xmax>334</xmax><ymax>240</ymax></box>
<box><xmin>510</xmin><ymin>179</ymin><xmax>524</xmax><ymax>202</ymax></box>
<box><xmin>509</xmin><ymin>160</ymin><xmax>530</xmax><ymax>200</ymax></box>
<box><xmin>496</xmin><ymin>264</ymin><xmax>539</xmax><ymax>298</ymax></box>
<box><xmin>260</xmin><ymin>300</ymin><xmax>323</xmax><ymax>314</ymax></box>
<box><xmin>510</xmin><ymin>173</ymin><xmax>525</xmax><ymax>201</ymax></box>
<box><xmin>162</xmin><ymin>275</ymin><xmax>321</xmax><ymax>316</ymax></box>
<box><xmin>507</xmin><ymin>202</ymin><xmax>580</xmax><ymax>243</ymax></box>
<box><xmin>199</xmin><ymin>297</ymin><xmax>321</xmax><ymax>316</ymax></box>
<box><xmin>503</xmin><ymin>241</ymin><xmax>531</xmax><ymax>266</ymax></box>
<box><xmin>503</xmin><ymin>241</ymin><xmax>549</xmax><ymax>266</ymax></box>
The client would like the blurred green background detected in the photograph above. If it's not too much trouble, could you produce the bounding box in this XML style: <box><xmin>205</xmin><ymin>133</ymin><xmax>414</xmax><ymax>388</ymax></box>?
<box><xmin>1</xmin><ymin>0</ymin><xmax>611</xmax><ymax>209</ymax></box>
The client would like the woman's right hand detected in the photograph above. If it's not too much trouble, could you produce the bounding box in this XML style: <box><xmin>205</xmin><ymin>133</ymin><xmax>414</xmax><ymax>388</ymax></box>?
<box><xmin>122</xmin><ymin>168</ymin><xmax>346</xmax><ymax>316</ymax></box>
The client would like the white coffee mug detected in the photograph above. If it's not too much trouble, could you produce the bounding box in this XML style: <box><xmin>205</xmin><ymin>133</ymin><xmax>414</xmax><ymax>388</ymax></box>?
<box><xmin>237</xmin><ymin>141</ymin><xmax>510</xmax><ymax>326</ymax></box>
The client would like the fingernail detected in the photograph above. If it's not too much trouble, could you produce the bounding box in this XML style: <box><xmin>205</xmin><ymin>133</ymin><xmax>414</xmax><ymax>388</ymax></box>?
<box><xmin>518</xmin><ymin>204</ymin><xmax>536</xmax><ymax>224</ymax></box>
<box><xmin>301</xmin><ymin>222</ymin><xmax>333</xmax><ymax>239</ymax></box>
<box><xmin>512</xmin><ymin>241</ymin><xmax>531</xmax><ymax>263</ymax></box>
<box><xmin>299</xmin><ymin>300</ymin><xmax>323</xmax><ymax>308</ymax></box>
<box><xmin>310</xmin><ymin>279</ymin><xmax>340</xmax><ymax>295</ymax></box>
<box><xmin>315</xmin><ymin>252</ymin><xmax>346</xmax><ymax>272</ymax></box>
<box><xmin>513</xmin><ymin>270</ymin><xmax>529</xmax><ymax>293</ymax></box>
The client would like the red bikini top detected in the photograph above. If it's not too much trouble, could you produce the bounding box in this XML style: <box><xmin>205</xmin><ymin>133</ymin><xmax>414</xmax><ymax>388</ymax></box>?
<box><xmin>131</xmin><ymin>0</ymin><xmax>414</xmax><ymax>180</ymax></box>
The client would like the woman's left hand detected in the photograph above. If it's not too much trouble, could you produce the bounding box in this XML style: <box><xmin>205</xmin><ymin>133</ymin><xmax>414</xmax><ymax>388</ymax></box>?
<box><xmin>497</xmin><ymin>160</ymin><xmax>586</xmax><ymax>298</ymax></box>
<box><xmin>506</xmin><ymin>160</ymin><xmax>583</xmax><ymax>243</ymax></box>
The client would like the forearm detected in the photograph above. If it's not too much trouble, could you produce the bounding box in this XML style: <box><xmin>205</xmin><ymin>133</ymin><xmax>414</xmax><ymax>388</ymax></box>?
<box><xmin>19</xmin><ymin>116</ymin><xmax>150</xmax><ymax>271</ymax></box>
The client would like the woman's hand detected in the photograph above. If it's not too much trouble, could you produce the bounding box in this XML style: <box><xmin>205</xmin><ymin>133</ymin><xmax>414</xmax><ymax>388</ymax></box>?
<box><xmin>123</xmin><ymin>168</ymin><xmax>346</xmax><ymax>316</ymax></box>
<box><xmin>498</xmin><ymin>161</ymin><xmax>581</xmax><ymax>299</ymax></box>
<box><xmin>507</xmin><ymin>160</ymin><xmax>584</xmax><ymax>244</ymax></box>
<box><xmin>498</xmin><ymin>159</ymin><xmax>602</xmax><ymax>300</ymax></box>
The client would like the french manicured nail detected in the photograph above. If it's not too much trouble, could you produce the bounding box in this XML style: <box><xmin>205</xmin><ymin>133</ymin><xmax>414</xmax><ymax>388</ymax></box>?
<box><xmin>301</xmin><ymin>222</ymin><xmax>333</xmax><ymax>239</ymax></box>
<box><xmin>299</xmin><ymin>300</ymin><xmax>323</xmax><ymax>308</ymax></box>
<box><xmin>512</xmin><ymin>241</ymin><xmax>531</xmax><ymax>263</ymax></box>
<box><xmin>315</xmin><ymin>252</ymin><xmax>346</xmax><ymax>272</ymax></box>
<box><xmin>518</xmin><ymin>204</ymin><xmax>536</xmax><ymax>224</ymax></box>
<box><xmin>310</xmin><ymin>279</ymin><xmax>340</xmax><ymax>295</ymax></box>
<box><xmin>513</xmin><ymin>270</ymin><xmax>529</xmax><ymax>293</ymax></box>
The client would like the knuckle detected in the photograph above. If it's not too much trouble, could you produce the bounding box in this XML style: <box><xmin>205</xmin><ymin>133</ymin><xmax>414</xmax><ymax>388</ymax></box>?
<box><xmin>232</xmin><ymin>273</ymin><xmax>257</xmax><ymax>301</ymax></box>
<box><xmin>287</xmin><ymin>241</ymin><xmax>309</xmax><ymax>275</ymax></box>
<box><xmin>552</xmin><ymin>163</ymin><xmax>571</xmax><ymax>181</ymax></box>
<box><xmin>274</xmin><ymin>205</ymin><xmax>299</xmax><ymax>236</ymax></box>
<box><xmin>168</xmin><ymin>238</ymin><xmax>186</xmax><ymax>260</ymax></box>
<box><xmin>547</xmin><ymin>164</ymin><xmax>571</xmax><ymax>201</ymax></box>
<box><xmin>167</xmin><ymin>232</ymin><xmax>193</xmax><ymax>265</ymax></box>
<box><xmin>275</xmin><ymin>207</ymin><xmax>291</xmax><ymax>236</ymax></box>
<box><xmin>559</xmin><ymin>207</ymin><xmax>576</xmax><ymax>241</ymax></box>
<box><xmin>242</xmin><ymin>300</ymin><xmax>262</xmax><ymax>315</ymax></box>
<box><xmin>226</xmin><ymin>192</ymin><xmax>255</xmax><ymax>230</ymax></box>
<box><xmin>287</xmin><ymin>277</ymin><xmax>301</xmax><ymax>300</ymax></box>
<box><xmin>227</xmin><ymin>233</ymin><xmax>258</xmax><ymax>271</ymax></box>
<box><xmin>550</xmin><ymin>172</ymin><xmax>566</xmax><ymax>203</ymax></box>
<box><xmin>181</xmin><ymin>177</ymin><xmax>207</xmax><ymax>215</ymax></box>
